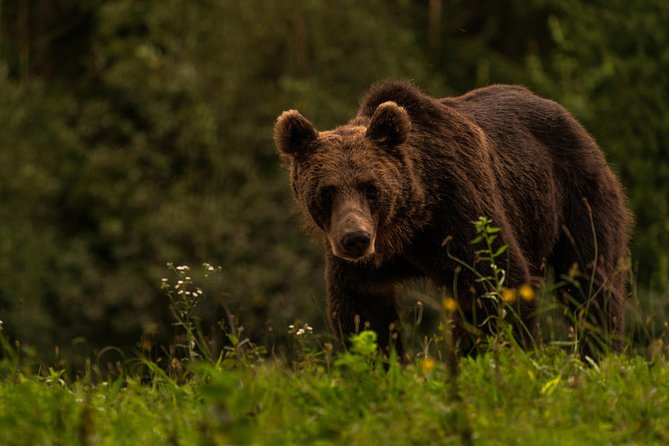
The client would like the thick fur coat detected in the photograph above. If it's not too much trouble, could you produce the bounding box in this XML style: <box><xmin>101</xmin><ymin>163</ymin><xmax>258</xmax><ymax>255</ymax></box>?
<box><xmin>274</xmin><ymin>80</ymin><xmax>632</xmax><ymax>357</ymax></box>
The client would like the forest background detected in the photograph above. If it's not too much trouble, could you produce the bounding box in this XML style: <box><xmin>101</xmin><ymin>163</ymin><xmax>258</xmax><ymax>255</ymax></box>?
<box><xmin>1</xmin><ymin>0</ymin><xmax>668</xmax><ymax>366</ymax></box>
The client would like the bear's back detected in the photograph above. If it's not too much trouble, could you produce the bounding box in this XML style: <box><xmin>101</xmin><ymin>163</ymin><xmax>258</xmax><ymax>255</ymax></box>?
<box><xmin>444</xmin><ymin>85</ymin><xmax>599</xmax><ymax>168</ymax></box>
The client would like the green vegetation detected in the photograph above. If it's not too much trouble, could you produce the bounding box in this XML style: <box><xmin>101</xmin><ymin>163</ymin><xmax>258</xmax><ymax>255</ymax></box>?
<box><xmin>2</xmin><ymin>219</ymin><xmax>667</xmax><ymax>445</ymax></box>
<box><xmin>2</xmin><ymin>335</ymin><xmax>668</xmax><ymax>445</ymax></box>
<box><xmin>1</xmin><ymin>2</ymin><xmax>668</xmax><ymax>443</ymax></box>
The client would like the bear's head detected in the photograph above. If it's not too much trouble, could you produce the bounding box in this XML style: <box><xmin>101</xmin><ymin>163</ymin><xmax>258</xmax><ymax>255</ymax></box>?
<box><xmin>274</xmin><ymin>101</ymin><xmax>415</xmax><ymax>262</ymax></box>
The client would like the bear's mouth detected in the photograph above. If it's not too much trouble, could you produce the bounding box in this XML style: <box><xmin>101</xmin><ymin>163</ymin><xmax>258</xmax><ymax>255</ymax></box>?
<box><xmin>326</xmin><ymin>196</ymin><xmax>377</xmax><ymax>261</ymax></box>
<box><xmin>329</xmin><ymin>230</ymin><xmax>376</xmax><ymax>261</ymax></box>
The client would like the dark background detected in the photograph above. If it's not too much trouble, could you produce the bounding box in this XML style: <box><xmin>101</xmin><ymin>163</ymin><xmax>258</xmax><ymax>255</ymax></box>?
<box><xmin>1</xmin><ymin>0</ymin><xmax>667</xmax><ymax>365</ymax></box>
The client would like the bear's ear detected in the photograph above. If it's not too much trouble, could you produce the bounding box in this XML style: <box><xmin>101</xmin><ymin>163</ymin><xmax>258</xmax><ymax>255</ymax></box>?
<box><xmin>274</xmin><ymin>110</ymin><xmax>318</xmax><ymax>157</ymax></box>
<box><xmin>365</xmin><ymin>101</ymin><xmax>411</xmax><ymax>148</ymax></box>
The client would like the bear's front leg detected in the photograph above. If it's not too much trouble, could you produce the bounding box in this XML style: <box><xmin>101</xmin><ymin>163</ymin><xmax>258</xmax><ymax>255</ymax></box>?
<box><xmin>324</xmin><ymin>255</ymin><xmax>406</xmax><ymax>358</ymax></box>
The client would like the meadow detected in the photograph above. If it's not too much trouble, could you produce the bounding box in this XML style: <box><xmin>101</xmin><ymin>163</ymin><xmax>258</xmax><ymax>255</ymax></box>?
<box><xmin>2</xmin><ymin>222</ymin><xmax>668</xmax><ymax>445</ymax></box>
<box><xmin>2</xmin><ymin>330</ymin><xmax>668</xmax><ymax>445</ymax></box>
<box><xmin>2</xmin><ymin>2</ymin><xmax>668</xmax><ymax>445</ymax></box>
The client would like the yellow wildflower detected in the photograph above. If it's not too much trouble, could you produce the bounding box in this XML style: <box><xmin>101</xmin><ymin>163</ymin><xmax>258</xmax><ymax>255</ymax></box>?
<box><xmin>442</xmin><ymin>297</ymin><xmax>458</xmax><ymax>313</ymax></box>
<box><xmin>501</xmin><ymin>288</ymin><xmax>517</xmax><ymax>303</ymax></box>
<box><xmin>568</xmin><ymin>262</ymin><xmax>580</xmax><ymax>278</ymax></box>
<box><xmin>518</xmin><ymin>284</ymin><xmax>535</xmax><ymax>301</ymax></box>
<box><xmin>139</xmin><ymin>337</ymin><xmax>153</xmax><ymax>351</ymax></box>
<box><xmin>421</xmin><ymin>357</ymin><xmax>436</xmax><ymax>373</ymax></box>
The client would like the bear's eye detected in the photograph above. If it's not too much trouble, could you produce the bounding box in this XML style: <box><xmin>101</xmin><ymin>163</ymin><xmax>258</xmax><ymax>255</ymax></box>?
<box><xmin>319</xmin><ymin>186</ymin><xmax>334</xmax><ymax>205</ymax></box>
<box><xmin>365</xmin><ymin>183</ymin><xmax>379</xmax><ymax>200</ymax></box>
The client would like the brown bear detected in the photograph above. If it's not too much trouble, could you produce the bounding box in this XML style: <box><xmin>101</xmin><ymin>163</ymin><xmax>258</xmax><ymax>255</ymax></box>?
<box><xmin>274</xmin><ymin>80</ymin><xmax>632</xmax><ymax>358</ymax></box>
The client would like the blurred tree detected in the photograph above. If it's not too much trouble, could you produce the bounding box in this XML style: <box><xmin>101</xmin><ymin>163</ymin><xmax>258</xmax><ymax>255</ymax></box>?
<box><xmin>0</xmin><ymin>0</ymin><xmax>667</xmax><ymax>365</ymax></box>
<box><xmin>409</xmin><ymin>0</ymin><xmax>556</xmax><ymax>91</ymax></box>
<box><xmin>524</xmin><ymin>0</ymin><xmax>669</xmax><ymax>288</ymax></box>
<box><xmin>0</xmin><ymin>0</ymin><xmax>435</xmax><ymax>362</ymax></box>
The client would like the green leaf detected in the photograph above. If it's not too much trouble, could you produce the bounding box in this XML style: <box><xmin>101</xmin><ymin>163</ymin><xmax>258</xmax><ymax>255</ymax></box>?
<box><xmin>493</xmin><ymin>245</ymin><xmax>508</xmax><ymax>258</ymax></box>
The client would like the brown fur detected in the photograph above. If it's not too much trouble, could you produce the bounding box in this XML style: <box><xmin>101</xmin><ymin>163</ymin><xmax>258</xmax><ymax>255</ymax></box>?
<box><xmin>274</xmin><ymin>80</ymin><xmax>633</xmax><ymax>358</ymax></box>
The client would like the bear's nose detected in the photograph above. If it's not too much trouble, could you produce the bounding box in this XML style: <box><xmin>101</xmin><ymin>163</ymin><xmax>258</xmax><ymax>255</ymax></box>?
<box><xmin>341</xmin><ymin>230</ymin><xmax>371</xmax><ymax>257</ymax></box>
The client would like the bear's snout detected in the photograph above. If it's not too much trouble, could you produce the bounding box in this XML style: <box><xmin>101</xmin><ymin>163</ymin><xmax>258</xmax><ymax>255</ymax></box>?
<box><xmin>328</xmin><ymin>210</ymin><xmax>376</xmax><ymax>260</ymax></box>
<box><xmin>340</xmin><ymin>230</ymin><xmax>372</xmax><ymax>258</ymax></box>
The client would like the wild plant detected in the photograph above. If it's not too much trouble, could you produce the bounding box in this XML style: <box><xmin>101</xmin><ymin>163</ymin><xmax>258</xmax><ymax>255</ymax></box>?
<box><xmin>443</xmin><ymin>213</ymin><xmax>634</xmax><ymax>361</ymax></box>
<box><xmin>162</xmin><ymin>263</ymin><xmax>214</xmax><ymax>366</ymax></box>
<box><xmin>441</xmin><ymin>216</ymin><xmax>536</xmax><ymax>356</ymax></box>
<box><xmin>161</xmin><ymin>262</ymin><xmax>266</xmax><ymax>378</ymax></box>
<box><xmin>287</xmin><ymin>320</ymin><xmax>334</xmax><ymax>372</ymax></box>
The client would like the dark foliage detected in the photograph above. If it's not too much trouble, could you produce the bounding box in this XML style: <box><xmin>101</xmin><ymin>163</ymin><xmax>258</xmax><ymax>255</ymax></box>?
<box><xmin>0</xmin><ymin>0</ymin><xmax>667</xmax><ymax>364</ymax></box>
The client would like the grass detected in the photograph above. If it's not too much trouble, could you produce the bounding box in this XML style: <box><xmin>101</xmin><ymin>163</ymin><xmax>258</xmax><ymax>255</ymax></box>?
<box><xmin>2</xmin><ymin>221</ymin><xmax>668</xmax><ymax>445</ymax></box>
<box><xmin>1</xmin><ymin>341</ymin><xmax>668</xmax><ymax>445</ymax></box>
